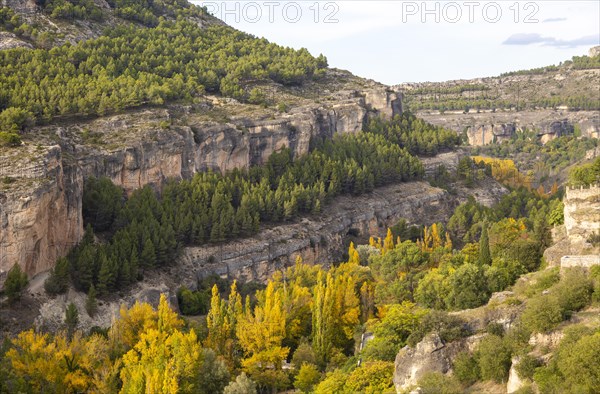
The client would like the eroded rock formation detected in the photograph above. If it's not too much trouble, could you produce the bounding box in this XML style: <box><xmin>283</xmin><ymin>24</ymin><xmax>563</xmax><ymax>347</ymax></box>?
<box><xmin>0</xmin><ymin>88</ymin><xmax>401</xmax><ymax>281</ymax></box>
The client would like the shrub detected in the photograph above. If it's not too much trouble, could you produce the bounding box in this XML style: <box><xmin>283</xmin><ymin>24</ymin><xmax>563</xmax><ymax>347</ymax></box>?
<box><xmin>520</xmin><ymin>294</ymin><xmax>564</xmax><ymax>333</ymax></box>
<box><xmin>591</xmin><ymin>265</ymin><xmax>600</xmax><ymax>303</ymax></box>
<box><xmin>515</xmin><ymin>355</ymin><xmax>541</xmax><ymax>380</ymax></box>
<box><xmin>314</xmin><ymin>370</ymin><xmax>347</xmax><ymax>394</ymax></box>
<box><xmin>418</xmin><ymin>371</ymin><xmax>463</xmax><ymax>394</ymax></box>
<box><xmin>553</xmin><ymin>268</ymin><xmax>593</xmax><ymax>315</ymax></box>
<box><xmin>344</xmin><ymin>361</ymin><xmax>394</xmax><ymax>393</ymax></box>
<box><xmin>534</xmin><ymin>327</ymin><xmax>600</xmax><ymax>393</ymax></box>
<box><xmin>452</xmin><ymin>351</ymin><xmax>480</xmax><ymax>386</ymax></box>
<box><xmin>0</xmin><ymin>131</ymin><xmax>21</xmax><ymax>147</ymax></box>
<box><xmin>292</xmin><ymin>341</ymin><xmax>317</xmax><ymax>369</ymax></box>
<box><xmin>407</xmin><ymin>310</ymin><xmax>470</xmax><ymax>347</ymax></box>
<box><xmin>513</xmin><ymin>268</ymin><xmax>560</xmax><ymax>298</ymax></box>
<box><xmin>363</xmin><ymin>302</ymin><xmax>425</xmax><ymax>361</ymax></box>
<box><xmin>177</xmin><ymin>286</ymin><xmax>209</xmax><ymax>316</ymax></box>
<box><xmin>444</xmin><ymin>263</ymin><xmax>490</xmax><ymax>310</ymax></box>
<box><xmin>294</xmin><ymin>364</ymin><xmax>321</xmax><ymax>393</ymax></box>
<box><xmin>223</xmin><ymin>372</ymin><xmax>257</xmax><ymax>394</ymax></box>
<box><xmin>476</xmin><ymin>334</ymin><xmax>512</xmax><ymax>383</ymax></box>
<box><xmin>486</xmin><ymin>322</ymin><xmax>505</xmax><ymax>337</ymax></box>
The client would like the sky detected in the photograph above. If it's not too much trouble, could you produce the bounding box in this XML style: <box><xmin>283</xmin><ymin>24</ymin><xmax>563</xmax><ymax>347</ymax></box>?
<box><xmin>191</xmin><ymin>1</ymin><xmax>600</xmax><ymax>85</ymax></box>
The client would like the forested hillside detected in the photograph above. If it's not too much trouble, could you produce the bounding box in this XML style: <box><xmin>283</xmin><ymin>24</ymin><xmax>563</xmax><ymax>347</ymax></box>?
<box><xmin>40</xmin><ymin>114</ymin><xmax>458</xmax><ymax>296</ymax></box>
<box><xmin>3</xmin><ymin>157</ymin><xmax>598</xmax><ymax>394</ymax></box>
<box><xmin>400</xmin><ymin>52</ymin><xmax>600</xmax><ymax>113</ymax></box>
<box><xmin>0</xmin><ymin>0</ymin><xmax>327</xmax><ymax>146</ymax></box>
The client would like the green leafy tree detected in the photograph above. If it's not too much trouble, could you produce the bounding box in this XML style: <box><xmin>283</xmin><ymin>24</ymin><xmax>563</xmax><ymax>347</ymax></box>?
<box><xmin>223</xmin><ymin>372</ymin><xmax>257</xmax><ymax>394</ymax></box>
<box><xmin>476</xmin><ymin>335</ymin><xmax>512</xmax><ymax>383</ymax></box>
<box><xmin>521</xmin><ymin>294</ymin><xmax>564</xmax><ymax>333</ymax></box>
<box><xmin>294</xmin><ymin>364</ymin><xmax>321</xmax><ymax>393</ymax></box>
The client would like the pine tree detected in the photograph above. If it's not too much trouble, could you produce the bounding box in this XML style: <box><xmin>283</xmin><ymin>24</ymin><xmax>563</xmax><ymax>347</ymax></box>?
<box><xmin>479</xmin><ymin>223</ymin><xmax>492</xmax><ymax>266</ymax></box>
<box><xmin>129</xmin><ymin>247</ymin><xmax>139</xmax><ymax>282</ymax></box>
<box><xmin>140</xmin><ymin>238</ymin><xmax>156</xmax><ymax>268</ymax></box>
<box><xmin>44</xmin><ymin>257</ymin><xmax>69</xmax><ymax>295</ymax></box>
<box><xmin>4</xmin><ymin>264</ymin><xmax>28</xmax><ymax>303</ymax></box>
<box><xmin>65</xmin><ymin>302</ymin><xmax>79</xmax><ymax>340</ymax></box>
<box><xmin>96</xmin><ymin>253</ymin><xmax>115</xmax><ymax>294</ymax></box>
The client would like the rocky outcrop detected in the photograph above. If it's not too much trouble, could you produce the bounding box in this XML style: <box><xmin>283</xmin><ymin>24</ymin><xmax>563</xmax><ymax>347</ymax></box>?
<box><xmin>3</xmin><ymin>0</ymin><xmax>38</xmax><ymax>14</ymax></box>
<box><xmin>177</xmin><ymin>182</ymin><xmax>453</xmax><ymax>284</ymax></box>
<box><xmin>393</xmin><ymin>333</ymin><xmax>485</xmax><ymax>392</ymax></box>
<box><xmin>507</xmin><ymin>356</ymin><xmax>526</xmax><ymax>394</ymax></box>
<box><xmin>466</xmin><ymin>123</ymin><xmax>515</xmax><ymax>146</ymax></box>
<box><xmin>418</xmin><ymin>110</ymin><xmax>599</xmax><ymax>146</ymax></box>
<box><xmin>537</xmin><ymin>119</ymin><xmax>575</xmax><ymax>144</ymax></box>
<box><xmin>0</xmin><ymin>31</ymin><xmax>33</xmax><ymax>50</ymax></box>
<box><xmin>0</xmin><ymin>87</ymin><xmax>401</xmax><ymax>281</ymax></box>
<box><xmin>35</xmin><ymin>281</ymin><xmax>179</xmax><ymax>333</ymax></box>
<box><xmin>0</xmin><ymin>146</ymin><xmax>83</xmax><ymax>281</ymax></box>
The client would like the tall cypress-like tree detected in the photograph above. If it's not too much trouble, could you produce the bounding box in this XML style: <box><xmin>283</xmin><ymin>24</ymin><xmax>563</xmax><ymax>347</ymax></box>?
<box><xmin>479</xmin><ymin>222</ymin><xmax>492</xmax><ymax>266</ymax></box>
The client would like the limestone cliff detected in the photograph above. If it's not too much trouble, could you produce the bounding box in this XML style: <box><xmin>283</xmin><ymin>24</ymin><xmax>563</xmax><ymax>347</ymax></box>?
<box><xmin>178</xmin><ymin>182</ymin><xmax>452</xmax><ymax>284</ymax></box>
<box><xmin>0</xmin><ymin>87</ymin><xmax>401</xmax><ymax>281</ymax></box>
<box><xmin>419</xmin><ymin>110</ymin><xmax>599</xmax><ymax>146</ymax></box>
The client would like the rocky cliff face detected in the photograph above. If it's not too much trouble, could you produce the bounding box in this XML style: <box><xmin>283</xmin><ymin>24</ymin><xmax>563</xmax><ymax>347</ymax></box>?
<box><xmin>418</xmin><ymin>110</ymin><xmax>599</xmax><ymax>146</ymax></box>
<box><xmin>0</xmin><ymin>88</ymin><xmax>401</xmax><ymax>281</ymax></box>
<box><xmin>177</xmin><ymin>182</ymin><xmax>452</xmax><ymax>285</ymax></box>
<box><xmin>0</xmin><ymin>145</ymin><xmax>83</xmax><ymax>280</ymax></box>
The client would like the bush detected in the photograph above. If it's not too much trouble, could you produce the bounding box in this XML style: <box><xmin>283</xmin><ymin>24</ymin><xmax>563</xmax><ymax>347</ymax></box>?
<box><xmin>407</xmin><ymin>310</ymin><xmax>470</xmax><ymax>347</ymax></box>
<box><xmin>520</xmin><ymin>294</ymin><xmax>564</xmax><ymax>333</ymax></box>
<box><xmin>177</xmin><ymin>286</ymin><xmax>209</xmax><ymax>316</ymax></box>
<box><xmin>513</xmin><ymin>268</ymin><xmax>560</xmax><ymax>298</ymax></box>
<box><xmin>553</xmin><ymin>268</ymin><xmax>593</xmax><ymax>315</ymax></box>
<box><xmin>452</xmin><ymin>351</ymin><xmax>480</xmax><ymax>386</ymax></box>
<box><xmin>418</xmin><ymin>372</ymin><xmax>462</xmax><ymax>394</ymax></box>
<box><xmin>476</xmin><ymin>334</ymin><xmax>512</xmax><ymax>383</ymax></box>
<box><xmin>294</xmin><ymin>364</ymin><xmax>321</xmax><ymax>393</ymax></box>
<box><xmin>591</xmin><ymin>265</ymin><xmax>600</xmax><ymax>303</ymax></box>
<box><xmin>534</xmin><ymin>327</ymin><xmax>600</xmax><ymax>393</ymax></box>
<box><xmin>363</xmin><ymin>302</ymin><xmax>425</xmax><ymax>361</ymax></box>
<box><xmin>444</xmin><ymin>263</ymin><xmax>490</xmax><ymax>310</ymax></box>
<box><xmin>344</xmin><ymin>361</ymin><xmax>394</xmax><ymax>393</ymax></box>
<box><xmin>361</xmin><ymin>337</ymin><xmax>398</xmax><ymax>362</ymax></box>
<box><xmin>0</xmin><ymin>131</ymin><xmax>21</xmax><ymax>147</ymax></box>
<box><xmin>292</xmin><ymin>341</ymin><xmax>317</xmax><ymax>369</ymax></box>
<box><xmin>224</xmin><ymin>372</ymin><xmax>257</xmax><ymax>394</ymax></box>
<box><xmin>515</xmin><ymin>355</ymin><xmax>541</xmax><ymax>380</ymax></box>
<box><xmin>314</xmin><ymin>370</ymin><xmax>347</xmax><ymax>394</ymax></box>
<box><xmin>486</xmin><ymin>322</ymin><xmax>505</xmax><ymax>337</ymax></box>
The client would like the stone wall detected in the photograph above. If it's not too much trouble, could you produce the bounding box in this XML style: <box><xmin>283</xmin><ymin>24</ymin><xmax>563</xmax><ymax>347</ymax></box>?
<box><xmin>563</xmin><ymin>184</ymin><xmax>600</xmax><ymax>245</ymax></box>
